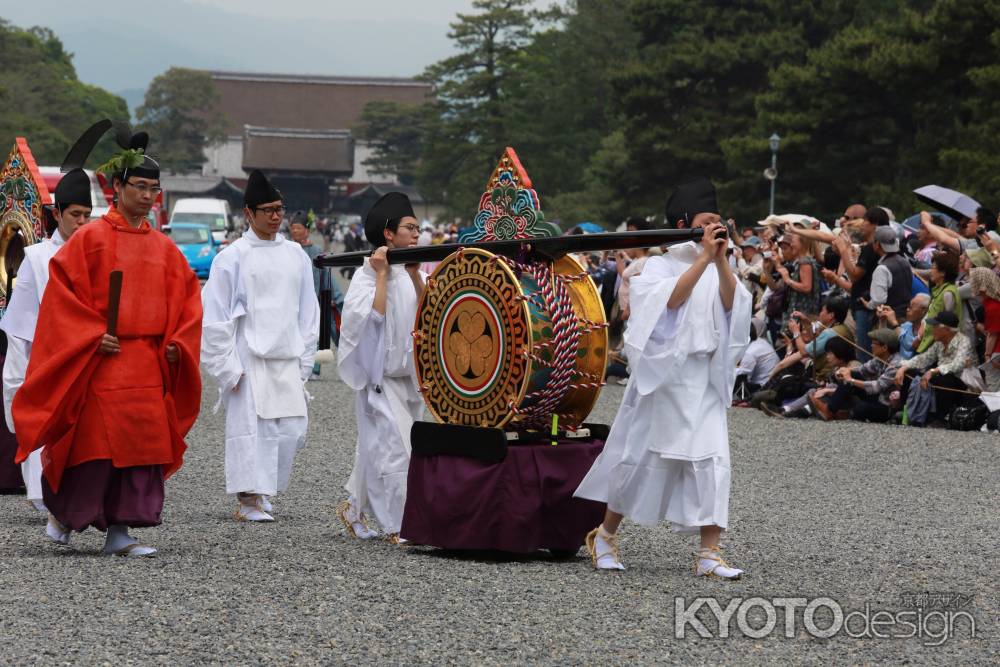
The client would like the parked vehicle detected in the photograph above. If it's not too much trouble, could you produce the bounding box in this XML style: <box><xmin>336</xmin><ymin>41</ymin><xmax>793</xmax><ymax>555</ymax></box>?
<box><xmin>38</xmin><ymin>167</ymin><xmax>110</xmax><ymax>219</ymax></box>
<box><xmin>164</xmin><ymin>223</ymin><xmax>220</xmax><ymax>279</ymax></box>
<box><xmin>169</xmin><ymin>198</ymin><xmax>233</xmax><ymax>244</ymax></box>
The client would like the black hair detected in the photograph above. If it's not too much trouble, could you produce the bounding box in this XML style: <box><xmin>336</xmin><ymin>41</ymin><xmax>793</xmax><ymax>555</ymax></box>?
<box><xmin>372</xmin><ymin>218</ymin><xmax>401</xmax><ymax>248</ymax></box>
<box><xmin>626</xmin><ymin>217</ymin><xmax>652</xmax><ymax>231</ymax></box>
<box><xmin>825</xmin><ymin>336</ymin><xmax>855</xmax><ymax>363</ymax></box>
<box><xmin>749</xmin><ymin>323</ymin><xmax>758</xmax><ymax>343</ymax></box>
<box><xmin>822</xmin><ymin>295</ymin><xmax>849</xmax><ymax>323</ymax></box>
<box><xmin>864</xmin><ymin>207</ymin><xmax>890</xmax><ymax>227</ymax></box>
<box><xmin>822</xmin><ymin>245</ymin><xmax>841</xmax><ymax>271</ymax></box>
<box><xmin>978</xmin><ymin>206</ymin><xmax>997</xmax><ymax>233</ymax></box>
<box><xmin>932</xmin><ymin>250</ymin><xmax>959</xmax><ymax>283</ymax></box>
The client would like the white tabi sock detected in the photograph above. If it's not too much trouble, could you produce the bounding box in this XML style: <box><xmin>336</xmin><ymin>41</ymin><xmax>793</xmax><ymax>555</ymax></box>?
<box><xmin>340</xmin><ymin>499</ymin><xmax>378</xmax><ymax>539</ymax></box>
<box><xmin>103</xmin><ymin>524</ymin><xmax>156</xmax><ymax>557</ymax></box>
<box><xmin>592</xmin><ymin>525</ymin><xmax>625</xmax><ymax>571</ymax></box>
<box><xmin>45</xmin><ymin>515</ymin><xmax>70</xmax><ymax>546</ymax></box>
<box><xmin>696</xmin><ymin>547</ymin><xmax>743</xmax><ymax>580</ymax></box>
<box><xmin>236</xmin><ymin>494</ymin><xmax>274</xmax><ymax>522</ymax></box>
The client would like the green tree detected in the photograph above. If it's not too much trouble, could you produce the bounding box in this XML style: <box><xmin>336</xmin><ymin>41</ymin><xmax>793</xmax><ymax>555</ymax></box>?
<box><xmin>502</xmin><ymin>0</ymin><xmax>639</xmax><ymax>226</ymax></box>
<box><xmin>615</xmin><ymin>0</ymin><xmax>908</xmax><ymax>223</ymax></box>
<box><xmin>137</xmin><ymin>67</ymin><xmax>227</xmax><ymax>172</ymax></box>
<box><xmin>357</xmin><ymin>0</ymin><xmax>540</xmax><ymax>220</ymax></box>
<box><xmin>354</xmin><ymin>101</ymin><xmax>430</xmax><ymax>186</ymax></box>
<box><xmin>930</xmin><ymin>0</ymin><xmax>1000</xmax><ymax>207</ymax></box>
<box><xmin>0</xmin><ymin>20</ymin><xmax>128</xmax><ymax>167</ymax></box>
<box><xmin>727</xmin><ymin>0</ymin><xmax>995</xmax><ymax>219</ymax></box>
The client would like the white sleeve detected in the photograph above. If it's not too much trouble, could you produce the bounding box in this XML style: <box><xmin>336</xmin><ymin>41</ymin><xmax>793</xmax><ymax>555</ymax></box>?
<box><xmin>3</xmin><ymin>336</ymin><xmax>29</xmax><ymax>432</ymax></box>
<box><xmin>736</xmin><ymin>347</ymin><xmax>758</xmax><ymax>377</ymax></box>
<box><xmin>297</xmin><ymin>251</ymin><xmax>320</xmax><ymax>380</ymax></box>
<box><xmin>869</xmin><ymin>264</ymin><xmax>891</xmax><ymax>306</ymax></box>
<box><xmin>337</xmin><ymin>265</ymin><xmax>387</xmax><ymax>390</ymax></box>
<box><xmin>200</xmin><ymin>251</ymin><xmax>245</xmax><ymax>393</ymax></box>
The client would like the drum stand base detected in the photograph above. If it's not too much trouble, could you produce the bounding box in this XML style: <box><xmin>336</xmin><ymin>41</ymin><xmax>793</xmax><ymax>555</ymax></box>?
<box><xmin>401</xmin><ymin>420</ymin><xmax>609</xmax><ymax>555</ymax></box>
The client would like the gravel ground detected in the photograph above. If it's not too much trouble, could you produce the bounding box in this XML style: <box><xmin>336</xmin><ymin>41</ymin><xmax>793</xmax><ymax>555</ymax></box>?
<box><xmin>0</xmin><ymin>368</ymin><xmax>995</xmax><ymax>665</ymax></box>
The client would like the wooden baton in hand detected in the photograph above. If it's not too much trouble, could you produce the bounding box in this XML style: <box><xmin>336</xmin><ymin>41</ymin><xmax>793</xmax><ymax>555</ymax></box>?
<box><xmin>107</xmin><ymin>270</ymin><xmax>123</xmax><ymax>336</ymax></box>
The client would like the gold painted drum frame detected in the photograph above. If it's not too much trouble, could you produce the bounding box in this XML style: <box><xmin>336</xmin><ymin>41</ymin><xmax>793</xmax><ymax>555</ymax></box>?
<box><xmin>413</xmin><ymin>248</ymin><xmax>608</xmax><ymax>429</ymax></box>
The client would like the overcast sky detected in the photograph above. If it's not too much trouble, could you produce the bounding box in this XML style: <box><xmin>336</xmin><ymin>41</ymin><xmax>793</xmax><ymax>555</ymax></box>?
<box><xmin>0</xmin><ymin>0</ymin><xmax>543</xmax><ymax>101</ymax></box>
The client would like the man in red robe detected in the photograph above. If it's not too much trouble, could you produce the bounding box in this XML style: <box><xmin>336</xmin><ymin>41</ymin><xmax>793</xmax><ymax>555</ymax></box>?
<box><xmin>13</xmin><ymin>127</ymin><xmax>202</xmax><ymax>556</ymax></box>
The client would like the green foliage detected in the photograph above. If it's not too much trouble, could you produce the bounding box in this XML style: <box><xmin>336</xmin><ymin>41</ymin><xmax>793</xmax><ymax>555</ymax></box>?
<box><xmin>0</xmin><ymin>19</ymin><xmax>128</xmax><ymax>167</ymax></box>
<box><xmin>355</xmin><ymin>101</ymin><xmax>429</xmax><ymax>185</ymax></box>
<box><xmin>136</xmin><ymin>67</ymin><xmax>227</xmax><ymax>172</ymax></box>
<box><xmin>94</xmin><ymin>148</ymin><xmax>146</xmax><ymax>176</ymax></box>
<box><xmin>354</xmin><ymin>0</ymin><xmax>1000</xmax><ymax>224</ymax></box>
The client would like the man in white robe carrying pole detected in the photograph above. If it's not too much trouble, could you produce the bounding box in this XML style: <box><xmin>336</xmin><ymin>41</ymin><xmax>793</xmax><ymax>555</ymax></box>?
<box><xmin>201</xmin><ymin>170</ymin><xmax>319</xmax><ymax>522</ymax></box>
<box><xmin>1</xmin><ymin>124</ymin><xmax>101</xmax><ymax>522</ymax></box>
<box><xmin>575</xmin><ymin>178</ymin><xmax>751</xmax><ymax>577</ymax></box>
<box><xmin>337</xmin><ymin>192</ymin><xmax>425</xmax><ymax>542</ymax></box>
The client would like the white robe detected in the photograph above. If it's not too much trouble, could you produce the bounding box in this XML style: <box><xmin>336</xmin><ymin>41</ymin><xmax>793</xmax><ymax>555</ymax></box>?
<box><xmin>0</xmin><ymin>230</ymin><xmax>65</xmax><ymax>502</ymax></box>
<box><xmin>575</xmin><ymin>243</ymin><xmax>751</xmax><ymax>531</ymax></box>
<box><xmin>201</xmin><ymin>230</ymin><xmax>319</xmax><ymax>496</ymax></box>
<box><xmin>338</xmin><ymin>260</ymin><xmax>425</xmax><ymax>534</ymax></box>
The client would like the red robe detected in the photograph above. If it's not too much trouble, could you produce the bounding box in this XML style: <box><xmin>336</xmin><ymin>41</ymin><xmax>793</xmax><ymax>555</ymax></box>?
<box><xmin>13</xmin><ymin>208</ymin><xmax>202</xmax><ymax>491</ymax></box>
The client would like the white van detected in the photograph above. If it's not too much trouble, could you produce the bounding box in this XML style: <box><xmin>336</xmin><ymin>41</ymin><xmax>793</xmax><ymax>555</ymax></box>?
<box><xmin>169</xmin><ymin>198</ymin><xmax>233</xmax><ymax>243</ymax></box>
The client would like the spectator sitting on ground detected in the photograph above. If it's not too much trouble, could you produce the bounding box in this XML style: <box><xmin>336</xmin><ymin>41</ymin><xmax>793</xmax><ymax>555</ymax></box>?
<box><xmin>875</xmin><ymin>294</ymin><xmax>930</xmax><ymax>360</ymax></box>
<box><xmin>734</xmin><ymin>318</ymin><xmax>779</xmax><ymax>401</ymax></box>
<box><xmin>767</xmin><ymin>296</ymin><xmax>854</xmax><ymax>382</ymax></box>
<box><xmin>811</xmin><ymin>328</ymin><xmax>902</xmax><ymax>422</ymax></box>
<box><xmin>895</xmin><ymin>310</ymin><xmax>977</xmax><ymax>425</ymax></box>
<box><xmin>763</xmin><ymin>336</ymin><xmax>857</xmax><ymax>418</ymax></box>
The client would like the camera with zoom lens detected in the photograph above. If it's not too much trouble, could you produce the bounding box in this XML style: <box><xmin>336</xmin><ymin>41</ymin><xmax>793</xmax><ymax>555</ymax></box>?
<box><xmin>770</xmin><ymin>261</ymin><xmax>795</xmax><ymax>283</ymax></box>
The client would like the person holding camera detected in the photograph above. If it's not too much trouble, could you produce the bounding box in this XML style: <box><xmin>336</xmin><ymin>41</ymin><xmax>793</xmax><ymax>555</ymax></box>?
<box><xmin>773</xmin><ymin>234</ymin><xmax>821</xmax><ymax>327</ymax></box>
<box><xmin>835</xmin><ymin>208</ymin><xmax>890</xmax><ymax>360</ymax></box>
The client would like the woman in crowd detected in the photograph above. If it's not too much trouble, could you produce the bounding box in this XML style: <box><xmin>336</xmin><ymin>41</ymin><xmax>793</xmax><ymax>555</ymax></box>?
<box><xmin>774</xmin><ymin>234</ymin><xmax>822</xmax><ymax>327</ymax></box>
<box><xmin>917</xmin><ymin>251</ymin><xmax>962</xmax><ymax>353</ymax></box>
<box><xmin>970</xmin><ymin>266</ymin><xmax>1000</xmax><ymax>357</ymax></box>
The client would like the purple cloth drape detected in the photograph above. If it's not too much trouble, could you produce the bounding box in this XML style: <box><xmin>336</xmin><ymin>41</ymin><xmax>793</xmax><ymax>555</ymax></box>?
<box><xmin>0</xmin><ymin>354</ymin><xmax>24</xmax><ymax>492</ymax></box>
<box><xmin>401</xmin><ymin>438</ymin><xmax>606</xmax><ymax>553</ymax></box>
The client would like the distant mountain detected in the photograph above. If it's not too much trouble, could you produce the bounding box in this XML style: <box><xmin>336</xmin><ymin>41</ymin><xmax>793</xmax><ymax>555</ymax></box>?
<box><xmin>1</xmin><ymin>0</ymin><xmax>454</xmax><ymax>93</ymax></box>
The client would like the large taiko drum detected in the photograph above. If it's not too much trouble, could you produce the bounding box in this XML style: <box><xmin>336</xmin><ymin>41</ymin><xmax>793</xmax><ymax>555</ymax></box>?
<box><xmin>413</xmin><ymin>248</ymin><xmax>608</xmax><ymax>429</ymax></box>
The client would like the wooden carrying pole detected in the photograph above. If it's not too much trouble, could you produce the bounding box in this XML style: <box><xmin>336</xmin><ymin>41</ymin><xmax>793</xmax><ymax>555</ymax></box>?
<box><xmin>313</xmin><ymin>228</ymin><xmax>707</xmax><ymax>269</ymax></box>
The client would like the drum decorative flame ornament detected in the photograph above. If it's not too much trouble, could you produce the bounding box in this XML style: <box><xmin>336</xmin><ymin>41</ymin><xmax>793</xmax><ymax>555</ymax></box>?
<box><xmin>414</xmin><ymin>149</ymin><xmax>608</xmax><ymax>429</ymax></box>
<box><xmin>0</xmin><ymin>139</ymin><xmax>48</xmax><ymax>307</ymax></box>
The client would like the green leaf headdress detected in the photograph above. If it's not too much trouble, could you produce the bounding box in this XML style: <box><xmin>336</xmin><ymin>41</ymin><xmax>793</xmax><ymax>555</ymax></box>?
<box><xmin>95</xmin><ymin>148</ymin><xmax>146</xmax><ymax>176</ymax></box>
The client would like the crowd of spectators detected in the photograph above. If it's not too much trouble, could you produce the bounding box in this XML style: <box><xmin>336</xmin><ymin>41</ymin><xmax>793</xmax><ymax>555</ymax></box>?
<box><xmin>601</xmin><ymin>203</ymin><xmax>1000</xmax><ymax>430</ymax></box>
